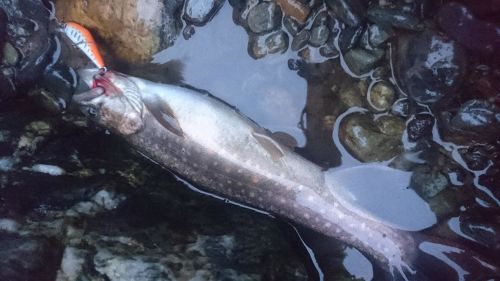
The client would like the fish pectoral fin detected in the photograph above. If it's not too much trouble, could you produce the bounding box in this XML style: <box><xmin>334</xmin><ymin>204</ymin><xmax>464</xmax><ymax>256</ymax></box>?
<box><xmin>271</xmin><ymin>131</ymin><xmax>298</xmax><ymax>149</ymax></box>
<box><xmin>252</xmin><ymin>130</ymin><xmax>285</xmax><ymax>160</ymax></box>
<box><xmin>143</xmin><ymin>96</ymin><xmax>184</xmax><ymax>138</ymax></box>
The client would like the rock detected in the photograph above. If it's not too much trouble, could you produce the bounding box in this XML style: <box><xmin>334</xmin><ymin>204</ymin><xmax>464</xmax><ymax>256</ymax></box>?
<box><xmin>391</xmin><ymin>98</ymin><xmax>409</xmax><ymax>118</ymax></box>
<box><xmin>450</xmin><ymin>99</ymin><xmax>500</xmax><ymax>132</ymax></box>
<box><xmin>183</xmin><ymin>0</ymin><xmax>225</xmax><ymax>26</ymax></box>
<box><xmin>2</xmin><ymin>42</ymin><xmax>19</xmax><ymax>66</ymax></box>
<box><xmin>0</xmin><ymin>0</ymin><xmax>51</xmax><ymax>101</ymax></box>
<box><xmin>338</xmin><ymin>25</ymin><xmax>364</xmax><ymax>52</ymax></box>
<box><xmin>291</xmin><ymin>29</ymin><xmax>310</xmax><ymax>51</ymax></box>
<box><xmin>283</xmin><ymin>16</ymin><xmax>303</xmax><ymax>36</ymax></box>
<box><xmin>459</xmin><ymin>145</ymin><xmax>492</xmax><ymax>171</ymax></box>
<box><xmin>248</xmin><ymin>31</ymin><xmax>288</xmax><ymax>59</ymax></box>
<box><xmin>397</xmin><ymin>31</ymin><xmax>467</xmax><ymax>104</ymax></box>
<box><xmin>246</xmin><ymin>2</ymin><xmax>282</xmax><ymax>34</ymax></box>
<box><xmin>182</xmin><ymin>24</ymin><xmax>196</xmax><ymax>40</ymax></box>
<box><xmin>339</xmin><ymin>112</ymin><xmax>404</xmax><ymax>162</ymax></box>
<box><xmin>437</xmin><ymin>3</ymin><xmax>499</xmax><ymax>56</ymax></box>
<box><xmin>309</xmin><ymin>12</ymin><xmax>330</xmax><ymax>47</ymax></box>
<box><xmin>326</xmin><ymin>0</ymin><xmax>366</xmax><ymax>27</ymax></box>
<box><xmin>361</xmin><ymin>24</ymin><xmax>394</xmax><ymax>49</ymax></box>
<box><xmin>367</xmin><ymin>81</ymin><xmax>395</xmax><ymax>112</ymax></box>
<box><xmin>407</xmin><ymin>113</ymin><xmax>434</xmax><ymax>142</ymax></box>
<box><xmin>274</xmin><ymin>0</ymin><xmax>310</xmax><ymax>24</ymax></box>
<box><xmin>56</xmin><ymin>0</ymin><xmax>184</xmax><ymax>63</ymax></box>
<box><xmin>0</xmin><ymin>234</ymin><xmax>63</xmax><ymax>281</ymax></box>
<box><xmin>344</xmin><ymin>48</ymin><xmax>384</xmax><ymax>75</ymax></box>
<box><xmin>367</xmin><ymin>6</ymin><xmax>421</xmax><ymax>31</ymax></box>
<box><xmin>410</xmin><ymin>166</ymin><xmax>448</xmax><ymax>198</ymax></box>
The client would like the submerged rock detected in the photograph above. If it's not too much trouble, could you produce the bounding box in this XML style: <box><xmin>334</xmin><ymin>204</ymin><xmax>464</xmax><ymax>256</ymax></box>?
<box><xmin>309</xmin><ymin>12</ymin><xmax>330</xmax><ymax>47</ymax></box>
<box><xmin>407</xmin><ymin>113</ymin><xmax>434</xmax><ymax>142</ymax></box>
<box><xmin>291</xmin><ymin>29</ymin><xmax>310</xmax><ymax>51</ymax></box>
<box><xmin>56</xmin><ymin>0</ymin><xmax>184</xmax><ymax>63</ymax></box>
<box><xmin>248</xmin><ymin>30</ymin><xmax>289</xmax><ymax>59</ymax></box>
<box><xmin>339</xmin><ymin>113</ymin><xmax>404</xmax><ymax>162</ymax></box>
<box><xmin>325</xmin><ymin>0</ymin><xmax>366</xmax><ymax>27</ymax></box>
<box><xmin>410</xmin><ymin>166</ymin><xmax>448</xmax><ymax>198</ymax></box>
<box><xmin>338</xmin><ymin>25</ymin><xmax>364</xmax><ymax>52</ymax></box>
<box><xmin>450</xmin><ymin>99</ymin><xmax>500</xmax><ymax>132</ymax></box>
<box><xmin>184</xmin><ymin>0</ymin><xmax>225</xmax><ymax>26</ymax></box>
<box><xmin>437</xmin><ymin>3</ymin><xmax>499</xmax><ymax>56</ymax></box>
<box><xmin>367</xmin><ymin>6</ymin><xmax>422</xmax><ymax>31</ymax></box>
<box><xmin>397</xmin><ymin>31</ymin><xmax>467</xmax><ymax>104</ymax></box>
<box><xmin>361</xmin><ymin>24</ymin><xmax>394</xmax><ymax>48</ymax></box>
<box><xmin>344</xmin><ymin>48</ymin><xmax>384</xmax><ymax>75</ymax></box>
<box><xmin>246</xmin><ymin>2</ymin><xmax>282</xmax><ymax>34</ymax></box>
<box><xmin>368</xmin><ymin>81</ymin><xmax>395</xmax><ymax>112</ymax></box>
<box><xmin>274</xmin><ymin>0</ymin><xmax>310</xmax><ymax>24</ymax></box>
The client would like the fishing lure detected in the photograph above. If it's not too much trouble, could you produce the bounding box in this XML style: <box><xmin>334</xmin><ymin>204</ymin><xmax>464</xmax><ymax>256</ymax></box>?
<box><xmin>61</xmin><ymin>22</ymin><xmax>106</xmax><ymax>70</ymax></box>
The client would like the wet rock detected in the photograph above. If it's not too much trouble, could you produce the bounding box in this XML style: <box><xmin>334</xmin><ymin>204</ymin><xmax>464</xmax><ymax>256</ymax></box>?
<box><xmin>367</xmin><ymin>6</ymin><xmax>421</xmax><ymax>31</ymax></box>
<box><xmin>291</xmin><ymin>29</ymin><xmax>310</xmax><ymax>51</ymax></box>
<box><xmin>326</xmin><ymin>0</ymin><xmax>365</xmax><ymax>27</ymax></box>
<box><xmin>450</xmin><ymin>99</ymin><xmax>500</xmax><ymax>132</ymax></box>
<box><xmin>344</xmin><ymin>48</ymin><xmax>384</xmax><ymax>75</ymax></box>
<box><xmin>283</xmin><ymin>16</ymin><xmax>303</xmax><ymax>36</ymax></box>
<box><xmin>459</xmin><ymin>145</ymin><xmax>492</xmax><ymax>171</ymax></box>
<box><xmin>407</xmin><ymin>113</ymin><xmax>434</xmax><ymax>142</ymax></box>
<box><xmin>0</xmin><ymin>0</ymin><xmax>51</xmax><ymax>101</ymax></box>
<box><xmin>56</xmin><ymin>0</ymin><xmax>184</xmax><ymax>63</ymax></box>
<box><xmin>391</xmin><ymin>98</ymin><xmax>410</xmax><ymax>118</ymax></box>
<box><xmin>309</xmin><ymin>12</ymin><xmax>330</xmax><ymax>47</ymax></box>
<box><xmin>2</xmin><ymin>42</ymin><xmax>19</xmax><ymax>66</ymax></box>
<box><xmin>338</xmin><ymin>25</ymin><xmax>364</xmax><ymax>52</ymax></box>
<box><xmin>410</xmin><ymin>166</ymin><xmax>448</xmax><ymax>198</ymax></box>
<box><xmin>182</xmin><ymin>24</ymin><xmax>196</xmax><ymax>40</ymax></box>
<box><xmin>339</xmin><ymin>112</ymin><xmax>404</xmax><ymax>162</ymax></box>
<box><xmin>275</xmin><ymin>0</ymin><xmax>310</xmax><ymax>24</ymax></box>
<box><xmin>397</xmin><ymin>31</ymin><xmax>467</xmax><ymax>104</ymax></box>
<box><xmin>184</xmin><ymin>0</ymin><xmax>225</xmax><ymax>26</ymax></box>
<box><xmin>437</xmin><ymin>3</ymin><xmax>499</xmax><ymax>56</ymax></box>
<box><xmin>368</xmin><ymin>81</ymin><xmax>395</xmax><ymax>112</ymax></box>
<box><xmin>361</xmin><ymin>24</ymin><xmax>394</xmax><ymax>48</ymax></box>
<box><xmin>248</xmin><ymin>31</ymin><xmax>289</xmax><ymax>59</ymax></box>
<box><xmin>0</xmin><ymin>234</ymin><xmax>62</xmax><ymax>281</ymax></box>
<box><xmin>246</xmin><ymin>2</ymin><xmax>282</xmax><ymax>34</ymax></box>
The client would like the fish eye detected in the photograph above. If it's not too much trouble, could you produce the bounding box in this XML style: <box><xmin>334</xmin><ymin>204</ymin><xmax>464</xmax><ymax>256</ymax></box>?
<box><xmin>87</xmin><ymin>106</ymin><xmax>98</xmax><ymax>117</ymax></box>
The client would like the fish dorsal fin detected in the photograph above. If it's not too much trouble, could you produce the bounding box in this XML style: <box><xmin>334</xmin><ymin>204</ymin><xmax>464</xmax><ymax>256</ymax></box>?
<box><xmin>252</xmin><ymin>130</ymin><xmax>285</xmax><ymax>160</ymax></box>
<box><xmin>143</xmin><ymin>96</ymin><xmax>184</xmax><ymax>138</ymax></box>
<box><xmin>271</xmin><ymin>131</ymin><xmax>298</xmax><ymax>149</ymax></box>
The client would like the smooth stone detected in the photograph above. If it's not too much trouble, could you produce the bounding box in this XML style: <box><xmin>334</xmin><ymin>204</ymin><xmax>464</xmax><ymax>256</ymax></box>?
<box><xmin>368</xmin><ymin>81</ymin><xmax>395</xmax><ymax>112</ymax></box>
<box><xmin>247</xmin><ymin>2</ymin><xmax>282</xmax><ymax>34</ymax></box>
<box><xmin>397</xmin><ymin>31</ymin><xmax>467</xmax><ymax>104</ymax></box>
<box><xmin>291</xmin><ymin>29</ymin><xmax>310</xmax><ymax>51</ymax></box>
<box><xmin>339</xmin><ymin>113</ymin><xmax>404</xmax><ymax>162</ymax></box>
<box><xmin>274</xmin><ymin>0</ymin><xmax>310</xmax><ymax>24</ymax></box>
<box><xmin>248</xmin><ymin>31</ymin><xmax>289</xmax><ymax>59</ymax></box>
<box><xmin>407</xmin><ymin>113</ymin><xmax>434</xmax><ymax>142</ymax></box>
<box><xmin>309</xmin><ymin>24</ymin><xmax>329</xmax><ymax>47</ymax></box>
<box><xmin>283</xmin><ymin>16</ymin><xmax>303</xmax><ymax>36</ymax></box>
<box><xmin>2</xmin><ymin>42</ymin><xmax>19</xmax><ymax>66</ymax></box>
<box><xmin>184</xmin><ymin>0</ymin><xmax>224</xmax><ymax>26</ymax></box>
<box><xmin>182</xmin><ymin>24</ymin><xmax>196</xmax><ymax>40</ymax></box>
<box><xmin>410</xmin><ymin>167</ymin><xmax>448</xmax><ymax>198</ymax></box>
<box><xmin>459</xmin><ymin>145</ymin><xmax>492</xmax><ymax>171</ymax></box>
<box><xmin>367</xmin><ymin>6</ymin><xmax>421</xmax><ymax>30</ymax></box>
<box><xmin>391</xmin><ymin>98</ymin><xmax>409</xmax><ymax>118</ymax></box>
<box><xmin>344</xmin><ymin>48</ymin><xmax>384</xmax><ymax>75</ymax></box>
<box><xmin>325</xmin><ymin>0</ymin><xmax>366</xmax><ymax>27</ymax></box>
<box><xmin>338</xmin><ymin>24</ymin><xmax>364</xmax><ymax>52</ymax></box>
<box><xmin>437</xmin><ymin>3</ymin><xmax>499</xmax><ymax>55</ymax></box>
<box><xmin>361</xmin><ymin>24</ymin><xmax>394</xmax><ymax>48</ymax></box>
<box><xmin>450</xmin><ymin>99</ymin><xmax>500</xmax><ymax>132</ymax></box>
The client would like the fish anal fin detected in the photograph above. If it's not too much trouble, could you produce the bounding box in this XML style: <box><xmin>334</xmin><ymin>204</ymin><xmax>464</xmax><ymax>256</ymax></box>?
<box><xmin>143</xmin><ymin>97</ymin><xmax>184</xmax><ymax>138</ymax></box>
<box><xmin>252</xmin><ymin>130</ymin><xmax>285</xmax><ymax>160</ymax></box>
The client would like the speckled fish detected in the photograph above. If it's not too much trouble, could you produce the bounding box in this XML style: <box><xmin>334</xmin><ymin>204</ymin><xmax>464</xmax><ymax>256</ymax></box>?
<box><xmin>72</xmin><ymin>69</ymin><xmax>498</xmax><ymax>280</ymax></box>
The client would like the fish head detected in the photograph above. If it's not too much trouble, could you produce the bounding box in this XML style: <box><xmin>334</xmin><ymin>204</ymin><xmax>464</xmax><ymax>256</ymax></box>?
<box><xmin>73</xmin><ymin>68</ymin><xmax>144</xmax><ymax>135</ymax></box>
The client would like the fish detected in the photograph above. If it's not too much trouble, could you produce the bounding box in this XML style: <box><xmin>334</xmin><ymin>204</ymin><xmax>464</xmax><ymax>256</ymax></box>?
<box><xmin>72</xmin><ymin>69</ymin><xmax>499</xmax><ymax>280</ymax></box>
<box><xmin>61</xmin><ymin>22</ymin><xmax>106</xmax><ymax>70</ymax></box>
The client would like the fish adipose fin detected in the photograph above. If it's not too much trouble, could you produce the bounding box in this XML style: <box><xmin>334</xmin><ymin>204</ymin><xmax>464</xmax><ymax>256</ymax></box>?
<box><xmin>252</xmin><ymin>130</ymin><xmax>285</xmax><ymax>160</ymax></box>
<box><xmin>143</xmin><ymin>96</ymin><xmax>184</xmax><ymax>138</ymax></box>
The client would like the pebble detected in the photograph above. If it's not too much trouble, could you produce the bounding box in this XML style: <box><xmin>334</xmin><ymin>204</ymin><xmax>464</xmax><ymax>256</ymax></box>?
<box><xmin>451</xmin><ymin>99</ymin><xmax>500</xmax><ymax>132</ymax></box>
<box><xmin>325</xmin><ymin>0</ymin><xmax>366</xmax><ymax>27</ymax></box>
<box><xmin>291</xmin><ymin>29</ymin><xmax>310</xmax><ymax>51</ymax></box>
<box><xmin>407</xmin><ymin>113</ymin><xmax>434</xmax><ymax>142</ymax></box>
<box><xmin>183</xmin><ymin>0</ymin><xmax>225</xmax><ymax>26</ymax></box>
<box><xmin>344</xmin><ymin>48</ymin><xmax>384</xmax><ymax>75</ymax></box>
<box><xmin>367</xmin><ymin>6</ymin><xmax>421</xmax><ymax>31</ymax></box>
<box><xmin>247</xmin><ymin>2</ymin><xmax>282</xmax><ymax>34</ymax></box>
<box><xmin>368</xmin><ymin>81</ymin><xmax>395</xmax><ymax>112</ymax></box>
<box><xmin>249</xmin><ymin>31</ymin><xmax>289</xmax><ymax>59</ymax></box>
<box><xmin>274</xmin><ymin>0</ymin><xmax>310</xmax><ymax>24</ymax></box>
<box><xmin>410</xmin><ymin>167</ymin><xmax>448</xmax><ymax>198</ymax></box>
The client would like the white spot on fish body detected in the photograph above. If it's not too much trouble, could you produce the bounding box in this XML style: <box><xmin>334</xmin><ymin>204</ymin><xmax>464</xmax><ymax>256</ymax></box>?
<box><xmin>307</xmin><ymin>195</ymin><xmax>314</xmax><ymax>202</ymax></box>
<box><xmin>324</xmin><ymin>222</ymin><xmax>332</xmax><ymax>228</ymax></box>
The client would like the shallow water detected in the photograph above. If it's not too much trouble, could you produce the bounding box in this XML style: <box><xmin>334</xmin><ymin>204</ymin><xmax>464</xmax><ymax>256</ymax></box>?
<box><xmin>1</xmin><ymin>0</ymin><xmax>499</xmax><ymax>280</ymax></box>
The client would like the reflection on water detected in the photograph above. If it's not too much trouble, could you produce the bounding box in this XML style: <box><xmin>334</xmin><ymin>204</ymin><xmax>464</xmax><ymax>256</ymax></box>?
<box><xmin>154</xmin><ymin>4</ymin><xmax>307</xmax><ymax>146</ymax></box>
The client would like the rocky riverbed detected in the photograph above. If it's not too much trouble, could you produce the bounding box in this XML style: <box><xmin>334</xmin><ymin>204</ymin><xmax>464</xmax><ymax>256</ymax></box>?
<box><xmin>0</xmin><ymin>0</ymin><xmax>499</xmax><ymax>280</ymax></box>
